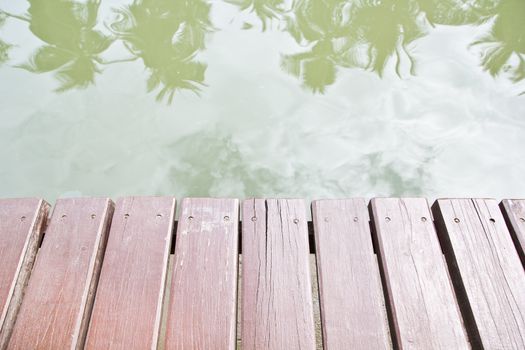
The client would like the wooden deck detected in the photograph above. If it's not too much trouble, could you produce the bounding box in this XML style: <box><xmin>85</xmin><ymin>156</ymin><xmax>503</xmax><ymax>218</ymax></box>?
<box><xmin>0</xmin><ymin>197</ymin><xmax>524</xmax><ymax>350</ymax></box>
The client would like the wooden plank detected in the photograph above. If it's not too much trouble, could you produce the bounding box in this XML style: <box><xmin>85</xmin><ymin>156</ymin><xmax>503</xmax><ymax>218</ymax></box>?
<box><xmin>500</xmin><ymin>199</ymin><xmax>525</xmax><ymax>267</ymax></box>
<box><xmin>85</xmin><ymin>197</ymin><xmax>175</xmax><ymax>350</ymax></box>
<box><xmin>370</xmin><ymin>198</ymin><xmax>468</xmax><ymax>349</ymax></box>
<box><xmin>0</xmin><ymin>198</ymin><xmax>48</xmax><ymax>349</ymax></box>
<box><xmin>7</xmin><ymin>198</ymin><xmax>114</xmax><ymax>350</ymax></box>
<box><xmin>312</xmin><ymin>199</ymin><xmax>390</xmax><ymax>349</ymax></box>
<box><xmin>242</xmin><ymin>199</ymin><xmax>316</xmax><ymax>350</ymax></box>
<box><xmin>164</xmin><ymin>198</ymin><xmax>239</xmax><ymax>349</ymax></box>
<box><xmin>432</xmin><ymin>198</ymin><xmax>525</xmax><ymax>349</ymax></box>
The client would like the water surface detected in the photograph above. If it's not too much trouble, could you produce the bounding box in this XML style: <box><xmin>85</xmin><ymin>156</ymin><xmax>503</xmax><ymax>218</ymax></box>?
<box><xmin>1</xmin><ymin>0</ymin><xmax>524</xmax><ymax>201</ymax></box>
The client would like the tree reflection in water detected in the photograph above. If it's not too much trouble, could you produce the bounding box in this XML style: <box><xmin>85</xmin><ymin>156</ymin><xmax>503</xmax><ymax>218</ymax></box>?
<box><xmin>0</xmin><ymin>0</ymin><xmax>212</xmax><ymax>103</ymax></box>
<box><xmin>469</xmin><ymin>0</ymin><xmax>525</xmax><ymax>92</ymax></box>
<box><xmin>109</xmin><ymin>0</ymin><xmax>212</xmax><ymax>104</ymax></box>
<box><xmin>0</xmin><ymin>0</ymin><xmax>523</xmax><ymax>98</ymax></box>
<box><xmin>7</xmin><ymin>0</ymin><xmax>113</xmax><ymax>91</ymax></box>
<box><xmin>280</xmin><ymin>0</ymin><xmax>524</xmax><ymax>93</ymax></box>
<box><xmin>0</xmin><ymin>12</ymin><xmax>12</xmax><ymax>66</ymax></box>
<box><xmin>225</xmin><ymin>0</ymin><xmax>286</xmax><ymax>30</ymax></box>
<box><xmin>281</xmin><ymin>0</ymin><xmax>430</xmax><ymax>92</ymax></box>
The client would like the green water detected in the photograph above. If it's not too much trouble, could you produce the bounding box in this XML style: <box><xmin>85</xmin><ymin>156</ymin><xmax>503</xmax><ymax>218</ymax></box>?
<box><xmin>0</xmin><ymin>0</ymin><xmax>524</xmax><ymax>201</ymax></box>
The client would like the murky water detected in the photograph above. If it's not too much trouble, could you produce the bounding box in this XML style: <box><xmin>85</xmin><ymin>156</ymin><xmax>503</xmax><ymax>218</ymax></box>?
<box><xmin>0</xmin><ymin>0</ymin><xmax>524</xmax><ymax>201</ymax></box>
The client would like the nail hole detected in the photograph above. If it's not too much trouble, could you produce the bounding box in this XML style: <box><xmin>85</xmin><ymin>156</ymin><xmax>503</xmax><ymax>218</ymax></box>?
<box><xmin>353</xmin><ymin>217</ymin><xmax>359</xmax><ymax>222</ymax></box>
<box><xmin>454</xmin><ymin>218</ymin><xmax>460</xmax><ymax>223</ymax></box>
<box><xmin>293</xmin><ymin>219</ymin><xmax>299</xmax><ymax>224</ymax></box>
<box><xmin>385</xmin><ymin>217</ymin><xmax>391</xmax><ymax>222</ymax></box>
<box><xmin>62</xmin><ymin>214</ymin><xmax>67</xmax><ymax>219</ymax></box>
<box><xmin>520</xmin><ymin>217</ymin><xmax>525</xmax><ymax>222</ymax></box>
<box><xmin>251</xmin><ymin>216</ymin><xmax>257</xmax><ymax>222</ymax></box>
<box><xmin>20</xmin><ymin>216</ymin><xmax>26</xmax><ymax>221</ymax></box>
<box><xmin>188</xmin><ymin>216</ymin><xmax>194</xmax><ymax>221</ymax></box>
<box><xmin>91</xmin><ymin>214</ymin><xmax>96</xmax><ymax>219</ymax></box>
<box><xmin>489</xmin><ymin>218</ymin><xmax>495</xmax><ymax>223</ymax></box>
<box><xmin>421</xmin><ymin>217</ymin><xmax>427</xmax><ymax>222</ymax></box>
<box><xmin>156</xmin><ymin>214</ymin><xmax>162</xmax><ymax>218</ymax></box>
<box><xmin>224</xmin><ymin>216</ymin><xmax>230</xmax><ymax>221</ymax></box>
<box><xmin>124</xmin><ymin>214</ymin><xmax>129</xmax><ymax>219</ymax></box>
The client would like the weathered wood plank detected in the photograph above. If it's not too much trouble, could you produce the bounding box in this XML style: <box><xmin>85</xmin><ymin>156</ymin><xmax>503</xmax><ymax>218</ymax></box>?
<box><xmin>242</xmin><ymin>199</ymin><xmax>316</xmax><ymax>350</ymax></box>
<box><xmin>164</xmin><ymin>198</ymin><xmax>239</xmax><ymax>349</ymax></box>
<box><xmin>371</xmin><ymin>198</ymin><xmax>469</xmax><ymax>349</ymax></box>
<box><xmin>86</xmin><ymin>197</ymin><xmax>175</xmax><ymax>350</ymax></box>
<box><xmin>7</xmin><ymin>198</ymin><xmax>114</xmax><ymax>350</ymax></box>
<box><xmin>500</xmin><ymin>199</ymin><xmax>525</xmax><ymax>267</ymax></box>
<box><xmin>432</xmin><ymin>198</ymin><xmax>525</xmax><ymax>349</ymax></box>
<box><xmin>0</xmin><ymin>198</ymin><xmax>48</xmax><ymax>350</ymax></box>
<box><xmin>312</xmin><ymin>199</ymin><xmax>390</xmax><ymax>349</ymax></box>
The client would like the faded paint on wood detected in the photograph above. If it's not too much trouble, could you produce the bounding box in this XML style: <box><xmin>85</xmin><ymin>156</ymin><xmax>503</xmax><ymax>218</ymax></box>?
<box><xmin>242</xmin><ymin>199</ymin><xmax>316</xmax><ymax>350</ymax></box>
<box><xmin>371</xmin><ymin>198</ymin><xmax>469</xmax><ymax>349</ymax></box>
<box><xmin>500</xmin><ymin>199</ymin><xmax>525</xmax><ymax>267</ymax></box>
<box><xmin>433</xmin><ymin>198</ymin><xmax>525</xmax><ymax>349</ymax></box>
<box><xmin>165</xmin><ymin>198</ymin><xmax>239</xmax><ymax>350</ymax></box>
<box><xmin>0</xmin><ymin>198</ymin><xmax>48</xmax><ymax>350</ymax></box>
<box><xmin>86</xmin><ymin>197</ymin><xmax>175</xmax><ymax>350</ymax></box>
<box><xmin>313</xmin><ymin>199</ymin><xmax>391</xmax><ymax>349</ymax></box>
<box><xmin>7</xmin><ymin>198</ymin><xmax>114</xmax><ymax>350</ymax></box>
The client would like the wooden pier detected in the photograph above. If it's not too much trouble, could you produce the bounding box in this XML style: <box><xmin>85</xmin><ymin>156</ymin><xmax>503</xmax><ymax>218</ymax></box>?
<box><xmin>0</xmin><ymin>197</ymin><xmax>524</xmax><ymax>349</ymax></box>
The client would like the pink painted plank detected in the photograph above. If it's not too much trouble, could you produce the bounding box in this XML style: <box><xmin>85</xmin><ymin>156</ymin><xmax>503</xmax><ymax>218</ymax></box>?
<box><xmin>242</xmin><ymin>199</ymin><xmax>316</xmax><ymax>350</ymax></box>
<box><xmin>312</xmin><ymin>199</ymin><xmax>390</xmax><ymax>349</ymax></box>
<box><xmin>433</xmin><ymin>198</ymin><xmax>525</xmax><ymax>349</ymax></box>
<box><xmin>7</xmin><ymin>198</ymin><xmax>114</xmax><ymax>350</ymax></box>
<box><xmin>371</xmin><ymin>198</ymin><xmax>468</xmax><ymax>349</ymax></box>
<box><xmin>500</xmin><ymin>199</ymin><xmax>525</xmax><ymax>267</ymax></box>
<box><xmin>86</xmin><ymin>197</ymin><xmax>175</xmax><ymax>350</ymax></box>
<box><xmin>165</xmin><ymin>198</ymin><xmax>239</xmax><ymax>349</ymax></box>
<box><xmin>0</xmin><ymin>198</ymin><xmax>49</xmax><ymax>349</ymax></box>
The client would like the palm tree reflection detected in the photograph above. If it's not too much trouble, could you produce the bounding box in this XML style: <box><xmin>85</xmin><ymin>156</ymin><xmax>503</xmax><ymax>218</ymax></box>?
<box><xmin>470</xmin><ymin>0</ymin><xmax>525</xmax><ymax>90</ymax></box>
<box><xmin>109</xmin><ymin>0</ymin><xmax>212</xmax><ymax>104</ymax></box>
<box><xmin>282</xmin><ymin>0</ymin><xmax>429</xmax><ymax>92</ymax></box>
<box><xmin>225</xmin><ymin>0</ymin><xmax>286</xmax><ymax>31</ymax></box>
<box><xmin>2</xmin><ymin>0</ymin><xmax>523</xmax><ymax>97</ymax></box>
<box><xmin>280</xmin><ymin>0</ymin><xmax>349</xmax><ymax>93</ymax></box>
<box><xmin>2</xmin><ymin>0</ymin><xmax>212</xmax><ymax>102</ymax></box>
<box><xmin>419</xmin><ymin>0</ymin><xmax>495</xmax><ymax>26</ymax></box>
<box><xmin>0</xmin><ymin>12</ymin><xmax>12</xmax><ymax>66</ymax></box>
<box><xmin>16</xmin><ymin>0</ymin><xmax>113</xmax><ymax>91</ymax></box>
<box><xmin>422</xmin><ymin>0</ymin><xmax>524</xmax><ymax>91</ymax></box>
<box><xmin>281</xmin><ymin>0</ymin><xmax>524</xmax><ymax>93</ymax></box>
